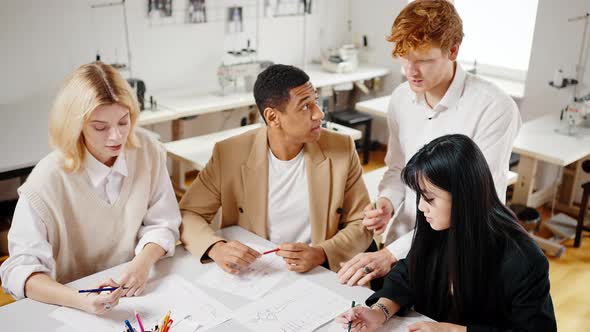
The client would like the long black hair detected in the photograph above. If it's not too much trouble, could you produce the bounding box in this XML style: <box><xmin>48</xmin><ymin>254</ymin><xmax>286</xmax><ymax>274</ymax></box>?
<box><xmin>401</xmin><ymin>134</ymin><xmax>531</xmax><ymax>325</ymax></box>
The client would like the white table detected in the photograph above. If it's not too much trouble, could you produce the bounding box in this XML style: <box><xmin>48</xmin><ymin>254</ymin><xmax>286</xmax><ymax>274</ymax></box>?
<box><xmin>137</xmin><ymin>107</ymin><xmax>178</xmax><ymax>126</ymax></box>
<box><xmin>165</xmin><ymin>122</ymin><xmax>362</xmax><ymax>189</ymax></box>
<box><xmin>512</xmin><ymin>113</ymin><xmax>590</xmax><ymax>209</ymax></box>
<box><xmin>0</xmin><ymin>226</ymin><xmax>429</xmax><ymax>331</ymax></box>
<box><xmin>150</xmin><ymin>64</ymin><xmax>391</xmax><ymax>126</ymax></box>
<box><xmin>355</xmin><ymin>96</ymin><xmax>390</xmax><ymax>118</ymax></box>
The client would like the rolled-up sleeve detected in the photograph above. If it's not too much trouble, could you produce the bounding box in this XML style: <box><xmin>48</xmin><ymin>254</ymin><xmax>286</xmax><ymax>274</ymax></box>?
<box><xmin>0</xmin><ymin>197</ymin><xmax>56</xmax><ymax>300</ymax></box>
<box><xmin>135</xmin><ymin>144</ymin><xmax>181</xmax><ymax>258</ymax></box>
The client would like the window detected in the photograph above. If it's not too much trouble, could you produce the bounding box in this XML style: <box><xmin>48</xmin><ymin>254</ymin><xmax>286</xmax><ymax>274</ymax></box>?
<box><xmin>454</xmin><ymin>0</ymin><xmax>538</xmax><ymax>76</ymax></box>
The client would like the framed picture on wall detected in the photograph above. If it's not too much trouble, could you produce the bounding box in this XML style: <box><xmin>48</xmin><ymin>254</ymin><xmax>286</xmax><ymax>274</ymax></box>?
<box><xmin>186</xmin><ymin>0</ymin><xmax>207</xmax><ymax>24</ymax></box>
<box><xmin>148</xmin><ymin>0</ymin><xmax>173</xmax><ymax>18</ymax></box>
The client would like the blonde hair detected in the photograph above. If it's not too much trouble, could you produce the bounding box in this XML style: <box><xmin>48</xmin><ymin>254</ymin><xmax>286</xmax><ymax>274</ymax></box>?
<box><xmin>387</xmin><ymin>0</ymin><xmax>464</xmax><ymax>57</ymax></box>
<box><xmin>49</xmin><ymin>62</ymin><xmax>141</xmax><ymax>172</ymax></box>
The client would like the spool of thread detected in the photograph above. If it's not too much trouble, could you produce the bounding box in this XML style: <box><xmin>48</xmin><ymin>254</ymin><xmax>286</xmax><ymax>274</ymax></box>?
<box><xmin>553</xmin><ymin>69</ymin><xmax>564</xmax><ymax>87</ymax></box>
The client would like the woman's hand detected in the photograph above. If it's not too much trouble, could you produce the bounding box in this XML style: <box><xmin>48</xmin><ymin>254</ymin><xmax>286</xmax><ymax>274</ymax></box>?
<box><xmin>334</xmin><ymin>306</ymin><xmax>386</xmax><ymax>332</ymax></box>
<box><xmin>118</xmin><ymin>256</ymin><xmax>151</xmax><ymax>297</ymax></box>
<box><xmin>78</xmin><ymin>278</ymin><xmax>124</xmax><ymax>314</ymax></box>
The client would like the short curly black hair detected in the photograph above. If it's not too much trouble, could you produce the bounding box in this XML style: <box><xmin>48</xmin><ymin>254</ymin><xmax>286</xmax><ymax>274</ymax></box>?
<box><xmin>253</xmin><ymin>64</ymin><xmax>310</xmax><ymax>123</ymax></box>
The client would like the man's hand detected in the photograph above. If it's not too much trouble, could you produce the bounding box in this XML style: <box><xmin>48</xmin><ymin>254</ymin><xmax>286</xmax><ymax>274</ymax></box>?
<box><xmin>276</xmin><ymin>243</ymin><xmax>326</xmax><ymax>273</ymax></box>
<box><xmin>338</xmin><ymin>249</ymin><xmax>397</xmax><ymax>286</ymax></box>
<box><xmin>207</xmin><ymin>240</ymin><xmax>261</xmax><ymax>274</ymax></box>
<box><xmin>362</xmin><ymin>197</ymin><xmax>394</xmax><ymax>234</ymax></box>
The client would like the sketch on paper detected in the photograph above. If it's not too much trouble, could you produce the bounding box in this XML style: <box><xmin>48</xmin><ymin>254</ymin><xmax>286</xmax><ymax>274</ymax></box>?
<box><xmin>232</xmin><ymin>279</ymin><xmax>349</xmax><ymax>332</ymax></box>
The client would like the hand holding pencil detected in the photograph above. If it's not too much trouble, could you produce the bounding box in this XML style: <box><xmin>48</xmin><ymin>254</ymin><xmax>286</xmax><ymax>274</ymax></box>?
<box><xmin>78</xmin><ymin>278</ymin><xmax>124</xmax><ymax>315</ymax></box>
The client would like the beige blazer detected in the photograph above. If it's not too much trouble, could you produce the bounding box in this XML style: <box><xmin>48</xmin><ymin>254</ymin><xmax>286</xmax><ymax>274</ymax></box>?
<box><xmin>179</xmin><ymin>126</ymin><xmax>372</xmax><ymax>271</ymax></box>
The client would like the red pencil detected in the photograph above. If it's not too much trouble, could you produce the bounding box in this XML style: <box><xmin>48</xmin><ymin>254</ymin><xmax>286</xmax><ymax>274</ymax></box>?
<box><xmin>262</xmin><ymin>248</ymin><xmax>280</xmax><ymax>255</ymax></box>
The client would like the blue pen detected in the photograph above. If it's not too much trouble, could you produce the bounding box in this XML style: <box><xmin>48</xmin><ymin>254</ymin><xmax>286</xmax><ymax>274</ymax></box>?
<box><xmin>78</xmin><ymin>286</ymin><xmax>129</xmax><ymax>293</ymax></box>
<box><xmin>125</xmin><ymin>319</ymin><xmax>135</xmax><ymax>332</ymax></box>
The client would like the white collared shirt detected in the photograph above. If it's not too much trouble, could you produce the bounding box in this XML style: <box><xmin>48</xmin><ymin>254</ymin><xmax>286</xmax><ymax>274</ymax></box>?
<box><xmin>381</xmin><ymin>64</ymin><xmax>521</xmax><ymax>259</ymax></box>
<box><xmin>1</xmin><ymin>149</ymin><xmax>180</xmax><ymax>299</ymax></box>
<box><xmin>266</xmin><ymin>149</ymin><xmax>312</xmax><ymax>244</ymax></box>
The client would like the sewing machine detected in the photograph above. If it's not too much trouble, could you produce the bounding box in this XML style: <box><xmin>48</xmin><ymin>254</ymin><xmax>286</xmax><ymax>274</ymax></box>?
<box><xmin>560</xmin><ymin>94</ymin><xmax>590</xmax><ymax>134</ymax></box>
<box><xmin>550</xmin><ymin>13</ymin><xmax>590</xmax><ymax>136</ymax></box>
<box><xmin>217</xmin><ymin>60</ymin><xmax>273</xmax><ymax>95</ymax></box>
<box><xmin>321</xmin><ymin>44</ymin><xmax>359</xmax><ymax>73</ymax></box>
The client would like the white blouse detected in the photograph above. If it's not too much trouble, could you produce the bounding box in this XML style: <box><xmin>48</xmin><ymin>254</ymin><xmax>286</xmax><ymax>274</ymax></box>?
<box><xmin>0</xmin><ymin>150</ymin><xmax>181</xmax><ymax>299</ymax></box>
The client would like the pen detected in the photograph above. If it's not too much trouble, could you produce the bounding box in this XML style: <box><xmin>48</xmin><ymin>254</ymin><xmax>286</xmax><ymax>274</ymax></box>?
<box><xmin>78</xmin><ymin>286</ymin><xmax>129</xmax><ymax>293</ymax></box>
<box><xmin>262</xmin><ymin>248</ymin><xmax>280</xmax><ymax>255</ymax></box>
<box><xmin>125</xmin><ymin>319</ymin><xmax>135</xmax><ymax>332</ymax></box>
<box><xmin>347</xmin><ymin>301</ymin><xmax>355</xmax><ymax>332</ymax></box>
<box><xmin>135</xmin><ymin>311</ymin><xmax>145</xmax><ymax>332</ymax></box>
<box><xmin>373</xmin><ymin>201</ymin><xmax>377</xmax><ymax>209</ymax></box>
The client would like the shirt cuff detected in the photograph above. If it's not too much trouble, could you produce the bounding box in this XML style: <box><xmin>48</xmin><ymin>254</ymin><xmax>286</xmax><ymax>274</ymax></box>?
<box><xmin>386</xmin><ymin>231</ymin><xmax>413</xmax><ymax>260</ymax></box>
<box><xmin>377</xmin><ymin>190</ymin><xmax>404</xmax><ymax>213</ymax></box>
<box><xmin>135</xmin><ymin>229</ymin><xmax>177</xmax><ymax>258</ymax></box>
<box><xmin>1</xmin><ymin>263</ymin><xmax>51</xmax><ymax>300</ymax></box>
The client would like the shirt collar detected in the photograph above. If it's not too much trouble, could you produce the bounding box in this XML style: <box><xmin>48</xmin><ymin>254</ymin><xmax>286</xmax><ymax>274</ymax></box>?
<box><xmin>411</xmin><ymin>62</ymin><xmax>467</xmax><ymax>112</ymax></box>
<box><xmin>84</xmin><ymin>149</ymin><xmax>128</xmax><ymax>187</ymax></box>
<box><xmin>437</xmin><ymin>62</ymin><xmax>466</xmax><ymax>111</ymax></box>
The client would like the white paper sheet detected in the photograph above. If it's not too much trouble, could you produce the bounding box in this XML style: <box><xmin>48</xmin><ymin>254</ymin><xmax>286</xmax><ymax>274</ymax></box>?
<box><xmin>194</xmin><ymin>242</ymin><xmax>289</xmax><ymax>300</ymax></box>
<box><xmin>325</xmin><ymin>310</ymin><xmax>435</xmax><ymax>332</ymax></box>
<box><xmin>232</xmin><ymin>278</ymin><xmax>349</xmax><ymax>332</ymax></box>
<box><xmin>50</xmin><ymin>275</ymin><xmax>232</xmax><ymax>331</ymax></box>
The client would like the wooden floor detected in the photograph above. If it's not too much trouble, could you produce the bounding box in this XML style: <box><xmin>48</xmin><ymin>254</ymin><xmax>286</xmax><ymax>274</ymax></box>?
<box><xmin>1</xmin><ymin>148</ymin><xmax>589</xmax><ymax>331</ymax></box>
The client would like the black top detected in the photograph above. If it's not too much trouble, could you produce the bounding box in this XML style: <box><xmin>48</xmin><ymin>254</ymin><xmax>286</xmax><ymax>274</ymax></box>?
<box><xmin>366</xmin><ymin>239</ymin><xmax>557</xmax><ymax>332</ymax></box>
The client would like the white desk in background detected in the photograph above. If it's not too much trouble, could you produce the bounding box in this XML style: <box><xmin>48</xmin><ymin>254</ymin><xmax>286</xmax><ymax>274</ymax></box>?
<box><xmin>165</xmin><ymin>122</ymin><xmax>362</xmax><ymax>189</ymax></box>
<box><xmin>354</xmin><ymin>72</ymin><xmax>525</xmax><ymax>119</ymax></box>
<box><xmin>137</xmin><ymin>106</ymin><xmax>178</xmax><ymax>126</ymax></box>
<box><xmin>152</xmin><ymin>64</ymin><xmax>391</xmax><ymax>129</ymax></box>
<box><xmin>0</xmin><ymin>226</ymin><xmax>430</xmax><ymax>331</ymax></box>
<box><xmin>355</xmin><ymin>96</ymin><xmax>390</xmax><ymax>118</ymax></box>
<box><xmin>512</xmin><ymin>113</ymin><xmax>590</xmax><ymax>212</ymax></box>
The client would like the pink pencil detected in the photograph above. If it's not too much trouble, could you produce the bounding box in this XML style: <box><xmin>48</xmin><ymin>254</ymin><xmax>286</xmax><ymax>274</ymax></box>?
<box><xmin>135</xmin><ymin>311</ymin><xmax>145</xmax><ymax>332</ymax></box>
<box><xmin>262</xmin><ymin>248</ymin><xmax>280</xmax><ymax>255</ymax></box>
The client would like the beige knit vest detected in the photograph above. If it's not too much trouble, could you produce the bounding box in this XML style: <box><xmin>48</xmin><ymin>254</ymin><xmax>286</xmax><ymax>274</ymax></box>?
<box><xmin>18</xmin><ymin>130</ymin><xmax>164</xmax><ymax>284</ymax></box>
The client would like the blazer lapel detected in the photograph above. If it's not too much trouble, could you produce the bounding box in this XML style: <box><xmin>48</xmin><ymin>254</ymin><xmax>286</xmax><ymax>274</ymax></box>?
<box><xmin>304</xmin><ymin>140</ymin><xmax>331</xmax><ymax>244</ymax></box>
<box><xmin>241</xmin><ymin>127</ymin><xmax>269</xmax><ymax>239</ymax></box>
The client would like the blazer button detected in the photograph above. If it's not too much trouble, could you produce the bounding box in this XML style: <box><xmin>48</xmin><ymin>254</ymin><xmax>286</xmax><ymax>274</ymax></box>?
<box><xmin>239</xmin><ymin>207</ymin><xmax>244</xmax><ymax>213</ymax></box>
<box><xmin>336</xmin><ymin>207</ymin><xmax>343</xmax><ymax>214</ymax></box>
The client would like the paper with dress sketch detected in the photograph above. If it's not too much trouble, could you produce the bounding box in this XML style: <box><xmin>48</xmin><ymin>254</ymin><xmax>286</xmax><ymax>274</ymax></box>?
<box><xmin>194</xmin><ymin>242</ymin><xmax>289</xmax><ymax>300</ymax></box>
<box><xmin>325</xmin><ymin>310</ymin><xmax>435</xmax><ymax>332</ymax></box>
<box><xmin>49</xmin><ymin>275</ymin><xmax>232</xmax><ymax>332</ymax></box>
<box><xmin>232</xmin><ymin>278</ymin><xmax>350</xmax><ymax>332</ymax></box>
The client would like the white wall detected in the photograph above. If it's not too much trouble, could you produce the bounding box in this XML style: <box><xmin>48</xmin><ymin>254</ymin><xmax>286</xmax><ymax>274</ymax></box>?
<box><xmin>0</xmin><ymin>0</ymin><xmax>348</xmax><ymax>198</ymax></box>
<box><xmin>0</xmin><ymin>0</ymin><xmax>348</xmax><ymax>105</ymax></box>
<box><xmin>521</xmin><ymin>0</ymin><xmax>590</xmax><ymax>196</ymax></box>
<box><xmin>521</xmin><ymin>0</ymin><xmax>590</xmax><ymax>121</ymax></box>
<box><xmin>454</xmin><ymin>0</ymin><xmax>538</xmax><ymax>73</ymax></box>
<box><xmin>349</xmin><ymin>0</ymin><xmax>407</xmax><ymax>144</ymax></box>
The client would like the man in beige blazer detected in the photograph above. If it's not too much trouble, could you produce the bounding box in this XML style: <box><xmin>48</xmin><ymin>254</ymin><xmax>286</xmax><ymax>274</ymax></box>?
<box><xmin>179</xmin><ymin>64</ymin><xmax>373</xmax><ymax>275</ymax></box>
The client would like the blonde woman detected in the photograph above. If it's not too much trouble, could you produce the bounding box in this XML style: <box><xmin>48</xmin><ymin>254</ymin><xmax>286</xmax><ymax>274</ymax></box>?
<box><xmin>0</xmin><ymin>62</ymin><xmax>181</xmax><ymax>314</ymax></box>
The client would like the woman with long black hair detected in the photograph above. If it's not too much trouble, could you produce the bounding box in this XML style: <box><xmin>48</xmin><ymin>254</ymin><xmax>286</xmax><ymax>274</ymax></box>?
<box><xmin>336</xmin><ymin>134</ymin><xmax>556</xmax><ymax>332</ymax></box>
